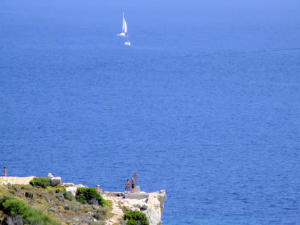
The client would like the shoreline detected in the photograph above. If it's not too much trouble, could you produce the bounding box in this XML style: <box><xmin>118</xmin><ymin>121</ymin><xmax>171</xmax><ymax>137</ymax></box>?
<box><xmin>0</xmin><ymin>175</ymin><xmax>166</xmax><ymax>225</ymax></box>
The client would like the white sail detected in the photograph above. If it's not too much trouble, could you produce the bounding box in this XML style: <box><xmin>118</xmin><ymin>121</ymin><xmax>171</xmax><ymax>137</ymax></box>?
<box><xmin>122</xmin><ymin>14</ymin><xmax>128</xmax><ymax>34</ymax></box>
<box><xmin>118</xmin><ymin>13</ymin><xmax>132</xmax><ymax>46</ymax></box>
<box><xmin>118</xmin><ymin>13</ymin><xmax>128</xmax><ymax>36</ymax></box>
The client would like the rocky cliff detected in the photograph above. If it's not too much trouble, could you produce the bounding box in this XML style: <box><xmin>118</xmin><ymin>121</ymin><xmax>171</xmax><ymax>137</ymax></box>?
<box><xmin>103</xmin><ymin>190</ymin><xmax>166</xmax><ymax>225</ymax></box>
<box><xmin>0</xmin><ymin>176</ymin><xmax>166</xmax><ymax>225</ymax></box>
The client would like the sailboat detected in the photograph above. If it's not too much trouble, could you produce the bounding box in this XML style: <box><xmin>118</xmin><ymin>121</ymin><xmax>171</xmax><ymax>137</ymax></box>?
<box><xmin>118</xmin><ymin>13</ymin><xmax>131</xmax><ymax>46</ymax></box>
<box><xmin>124</xmin><ymin>40</ymin><xmax>131</xmax><ymax>46</ymax></box>
<box><xmin>118</xmin><ymin>13</ymin><xmax>128</xmax><ymax>37</ymax></box>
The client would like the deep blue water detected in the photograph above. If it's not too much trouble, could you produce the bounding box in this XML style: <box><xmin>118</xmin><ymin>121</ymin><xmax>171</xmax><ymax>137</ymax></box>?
<box><xmin>1</xmin><ymin>0</ymin><xmax>300</xmax><ymax>224</ymax></box>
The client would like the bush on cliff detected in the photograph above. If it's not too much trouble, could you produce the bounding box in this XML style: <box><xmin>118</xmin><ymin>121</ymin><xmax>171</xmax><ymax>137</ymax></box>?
<box><xmin>63</xmin><ymin>190</ymin><xmax>74</xmax><ymax>201</ymax></box>
<box><xmin>123</xmin><ymin>211</ymin><xmax>149</xmax><ymax>225</ymax></box>
<box><xmin>0</xmin><ymin>196</ymin><xmax>58</xmax><ymax>225</ymax></box>
<box><xmin>30</xmin><ymin>177</ymin><xmax>51</xmax><ymax>188</ymax></box>
<box><xmin>75</xmin><ymin>187</ymin><xmax>106</xmax><ymax>206</ymax></box>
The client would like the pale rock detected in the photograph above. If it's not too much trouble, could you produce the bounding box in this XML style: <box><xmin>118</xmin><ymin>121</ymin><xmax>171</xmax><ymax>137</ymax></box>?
<box><xmin>66</xmin><ymin>184</ymin><xmax>87</xmax><ymax>196</ymax></box>
<box><xmin>47</xmin><ymin>173</ymin><xmax>54</xmax><ymax>179</ymax></box>
<box><xmin>103</xmin><ymin>190</ymin><xmax>166</xmax><ymax>225</ymax></box>
<box><xmin>66</xmin><ymin>186</ymin><xmax>77</xmax><ymax>196</ymax></box>
<box><xmin>47</xmin><ymin>173</ymin><xmax>62</xmax><ymax>187</ymax></box>
<box><xmin>50</xmin><ymin>177</ymin><xmax>62</xmax><ymax>186</ymax></box>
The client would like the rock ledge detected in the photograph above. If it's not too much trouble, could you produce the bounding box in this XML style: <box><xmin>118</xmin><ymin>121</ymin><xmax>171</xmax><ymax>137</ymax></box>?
<box><xmin>103</xmin><ymin>190</ymin><xmax>166</xmax><ymax>225</ymax></box>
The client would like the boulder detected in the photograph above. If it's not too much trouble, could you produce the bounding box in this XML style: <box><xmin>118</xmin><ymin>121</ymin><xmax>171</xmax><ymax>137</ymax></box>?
<box><xmin>50</xmin><ymin>177</ymin><xmax>62</xmax><ymax>186</ymax></box>
<box><xmin>46</xmin><ymin>173</ymin><xmax>62</xmax><ymax>187</ymax></box>
<box><xmin>47</xmin><ymin>173</ymin><xmax>54</xmax><ymax>179</ymax></box>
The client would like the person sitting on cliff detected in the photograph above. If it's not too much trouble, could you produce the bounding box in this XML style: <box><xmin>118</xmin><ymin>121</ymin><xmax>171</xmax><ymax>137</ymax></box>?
<box><xmin>96</xmin><ymin>185</ymin><xmax>104</xmax><ymax>193</ymax></box>
<box><xmin>131</xmin><ymin>177</ymin><xmax>136</xmax><ymax>193</ymax></box>
<box><xmin>125</xmin><ymin>179</ymin><xmax>130</xmax><ymax>192</ymax></box>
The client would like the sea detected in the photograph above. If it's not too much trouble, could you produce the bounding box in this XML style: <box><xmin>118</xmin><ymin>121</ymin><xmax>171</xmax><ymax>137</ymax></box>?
<box><xmin>0</xmin><ymin>0</ymin><xmax>300</xmax><ymax>224</ymax></box>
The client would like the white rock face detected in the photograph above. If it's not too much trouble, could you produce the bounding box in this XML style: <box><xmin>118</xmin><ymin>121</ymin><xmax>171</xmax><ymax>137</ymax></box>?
<box><xmin>66</xmin><ymin>186</ymin><xmax>77</xmax><ymax>196</ymax></box>
<box><xmin>103</xmin><ymin>190</ymin><xmax>166</xmax><ymax>225</ymax></box>
<box><xmin>65</xmin><ymin>184</ymin><xmax>87</xmax><ymax>196</ymax></box>
<box><xmin>145</xmin><ymin>190</ymin><xmax>166</xmax><ymax>225</ymax></box>
<box><xmin>47</xmin><ymin>173</ymin><xmax>54</xmax><ymax>179</ymax></box>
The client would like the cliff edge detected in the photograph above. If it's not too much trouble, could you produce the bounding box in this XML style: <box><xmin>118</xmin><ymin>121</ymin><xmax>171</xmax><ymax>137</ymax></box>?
<box><xmin>0</xmin><ymin>176</ymin><xmax>166</xmax><ymax>225</ymax></box>
<box><xmin>103</xmin><ymin>190</ymin><xmax>166</xmax><ymax>225</ymax></box>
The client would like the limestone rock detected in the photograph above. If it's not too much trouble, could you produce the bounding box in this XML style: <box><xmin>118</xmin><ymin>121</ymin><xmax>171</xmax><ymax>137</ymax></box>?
<box><xmin>103</xmin><ymin>190</ymin><xmax>166</xmax><ymax>225</ymax></box>
<box><xmin>50</xmin><ymin>177</ymin><xmax>62</xmax><ymax>186</ymax></box>
<box><xmin>66</xmin><ymin>186</ymin><xmax>77</xmax><ymax>196</ymax></box>
<box><xmin>66</xmin><ymin>184</ymin><xmax>87</xmax><ymax>196</ymax></box>
<box><xmin>46</xmin><ymin>173</ymin><xmax>62</xmax><ymax>187</ymax></box>
<box><xmin>47</xmin><ymin>173</ymin><xmax>54</xmax><ymax>179</ymax></box>
<box><xmin>124</xmin><ymin>192</ymin><xmax>149</xmax><ymax>199</ymax></box>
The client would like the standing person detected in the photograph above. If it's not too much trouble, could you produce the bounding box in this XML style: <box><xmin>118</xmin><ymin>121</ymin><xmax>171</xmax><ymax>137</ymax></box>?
<box><xmin>125</xmin><ymin>179</ymin><xmax>130</xmax><ymax>192</ymax></box>
<box><xmin>131</xmin><ymin>177</ymin><xmax>136</xmax><ymax>193</ymax></box>
<box><xmin>3</xmin><ymin>167</ymin><xmax>7</xmax><ymax>177</ymax></box>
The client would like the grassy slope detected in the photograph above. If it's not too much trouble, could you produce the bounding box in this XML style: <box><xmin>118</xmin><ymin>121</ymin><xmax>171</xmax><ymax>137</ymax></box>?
<box><xmin>0</xmin><ymin>184</ymin><xmax>112</xmax><ymax>225</ymax></box>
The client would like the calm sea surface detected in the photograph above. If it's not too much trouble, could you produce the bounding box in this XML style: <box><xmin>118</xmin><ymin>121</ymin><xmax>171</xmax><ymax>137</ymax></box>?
<box><xmin>1</xmin><ymin>0</ymin><xmax>300</xmax><ymax>224</ymax></box>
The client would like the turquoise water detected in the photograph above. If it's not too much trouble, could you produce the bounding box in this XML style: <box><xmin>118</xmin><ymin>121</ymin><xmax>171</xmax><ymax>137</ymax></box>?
<box><xmin>1</xmin><ymin>0</ymin><xmax>300</xmax><ymax>224</ymax></box>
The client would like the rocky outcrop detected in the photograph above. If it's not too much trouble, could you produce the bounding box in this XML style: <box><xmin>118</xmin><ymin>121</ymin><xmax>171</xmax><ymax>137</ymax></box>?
<box><xmin>0</xmin><ymin>175</ymin><xmax>167</xmax><ymax>225</ymax></box>
<box><xmin>48</xmin><ymin>173</ymin><xmax>62</xmax><ymax>186</ymax></box>
<box><xmin>64</xmin><ymin>183</ymin><xmax>87</xmax><ymax>196</ymax></box>
<box><xmin>103</xmin><ymin>190</ymin><xmax>166</xmax><ymax>225</ymax></box>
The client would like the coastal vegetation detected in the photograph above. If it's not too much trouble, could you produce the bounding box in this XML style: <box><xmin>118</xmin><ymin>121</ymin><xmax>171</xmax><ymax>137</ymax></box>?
<box><xmin>0</xmin><ymin>177</ymin><xmax>157</xmax><ymax>225</ymax></box>
<box><xmin>0</xmin><ymin>180</ymin><xmax>112</xmax><ymax>225</ymax></box>
<box><xmin>123</xmin><ymin>211</ymin><xmax>149</xmax><ymax>225</ymax></box>
<box><xmin>30</xmin><ymin>177</ymin><xmax>51</xmax><ymax>188</ymax></box>
<box><xmin>0</xmin><ymin>196</ymin><xmax>59</xmax><ymax>225</ymax></box>
<box><xmin>75</xmin><ymin>187</ymin><xmax>106</xmax><ymax>206</ymax></box>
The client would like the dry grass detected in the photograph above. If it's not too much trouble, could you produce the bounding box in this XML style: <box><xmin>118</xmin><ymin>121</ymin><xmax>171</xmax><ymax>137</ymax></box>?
<box><xmin>0</xmin><ymin>184</ymin><xmax>113</xmax><ymax>225</ymax></box>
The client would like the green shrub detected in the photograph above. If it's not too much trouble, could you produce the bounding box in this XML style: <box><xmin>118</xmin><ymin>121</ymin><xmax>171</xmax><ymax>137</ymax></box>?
<box><xmin>123</xmin><ymin>211</ymin><xmax>149</xmax><ymax>225</ymax></box>
<box><xmin>0</xmin><ymin>196</ymin><xmax>58</xmax><ymax>225</ymax></box>
<box><xmin>127</xmin><ymin>220</ymin><xmax>138</xmax><ymax>225</ymax></box>
<box><xmin>0</xmin><ymin>197</ymin><xmax>27</xmax><ymax>216</ymax></box>
<box><xmin>63</xmin><ymin>191</ymin><xmax>74</xmax><ymax>201</ymax></box>
<box><xmin>75</xmin><ymin>187</ymin><xmax>106</xmax><ymax>206</ymax></box>
<box><xmin>30</xmin><ymin>177</ymin><xmax>51</xmax><ymax>188</ymax></box>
